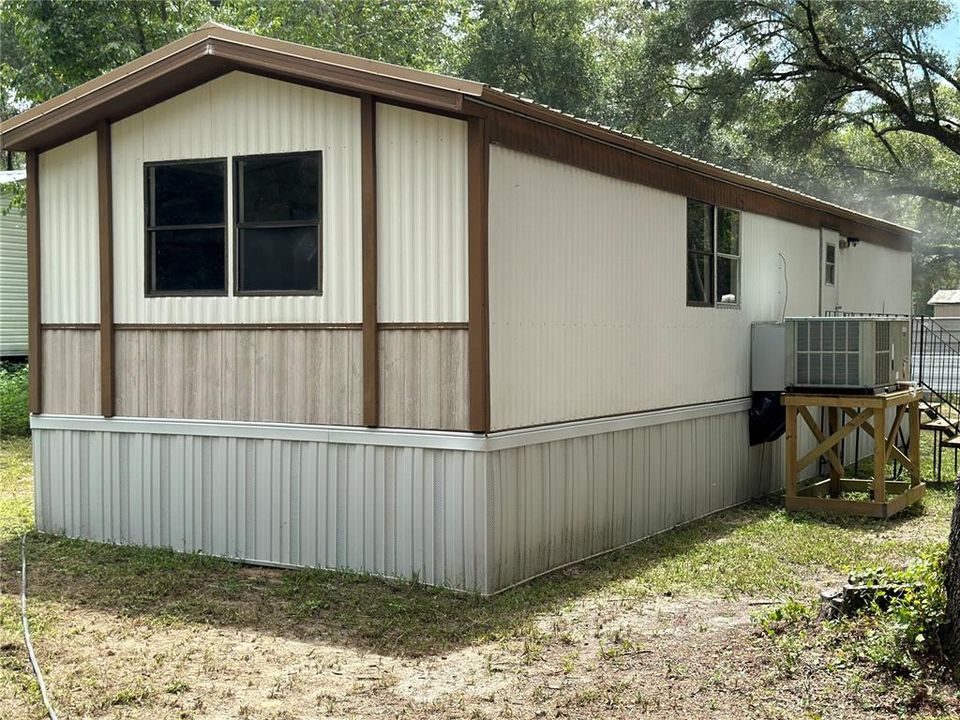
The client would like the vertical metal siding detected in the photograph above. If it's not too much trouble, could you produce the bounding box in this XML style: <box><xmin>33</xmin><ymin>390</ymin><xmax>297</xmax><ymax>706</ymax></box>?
<box><xmin>487</xmin><ymin>409</ymin><xmax>761</xmax><ymax>591</ymax></box>
<box><xmin>111</xmin><ymin>72</ymin><xmax>362</xmax><ymax>324</ymax></box>
<box><xmin>0</xmin><ymin>188</ymin><xmax>28</xmax><ymax>355</ymax></box>
<box><xmin>39</xmin><ymin>133</ymin><xmax>99</xmax><ymax>324</ymax></box>
<box><xmin>376</xmin><ymin>103</ymin><xmax>468</xmax><ymax>323</ymax></box>
<box><xmin>487</xmin><ymin>146</ymin><xmax>823</xmax><ymax>430</ymax></box>
<box><xmin>33</xmin><ymin>428</ymin><xmax>488</xmax><ymax>592</ymax></box>
<box><xmin>41</xmin><ymin>329</ymin><xmax>100</xmax><ymax>415</ymax></box>
<box><xmin>838</xmin><ymin>242</ymin><xmax>912</xmax><ymax>315</ymax></box>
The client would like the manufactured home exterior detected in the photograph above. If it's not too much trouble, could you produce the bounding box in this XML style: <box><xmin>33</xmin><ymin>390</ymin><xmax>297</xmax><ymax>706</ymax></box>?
<box><xmin>0</xmin><ymin>169</ymin><xmax>28</xmax><ymax>358</ymax></box>
<box><xmin>2</xmin><ymin>24</ymin><xmax>914</xmax><ymax>593</ymax></box>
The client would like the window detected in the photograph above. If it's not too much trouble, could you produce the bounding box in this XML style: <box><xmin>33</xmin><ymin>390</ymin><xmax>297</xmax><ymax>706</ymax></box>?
<box><xmin>235</xmin><ymin>152</ymin><xmax>322</xmax><ymax>294</ymax></box>
<box><xmin>145</xmin><ymin>160</ymin><xmax>227</xmax><ymax>295</ymax></box>
<box><xmin>686</xmin><ymin>199</ymin><xmax>741</xmax><ymax>307</ymax></box>
<box><xmin>825</xmin><ymin>242</ymin><xmax>836</xmax><ymax>286</ymax></box>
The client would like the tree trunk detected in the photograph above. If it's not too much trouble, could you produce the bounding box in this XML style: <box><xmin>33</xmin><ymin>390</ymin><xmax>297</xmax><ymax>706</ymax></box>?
<box><xmin>944</xmin><ymin>476</ymin><xmax>960</xmax><ymax>672</ymax></box>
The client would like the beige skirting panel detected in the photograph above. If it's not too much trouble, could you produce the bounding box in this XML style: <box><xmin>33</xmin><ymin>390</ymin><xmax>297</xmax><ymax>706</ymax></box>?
<box><xmin>486</xmin><ymin>411</ymin><xmax>770</xmax><ymax>591</ymax></box>
<box><xmin>115</xmin><ymin>329</ymin><xmax>363</xmax><ymax>425</ymax></box>
<box><xmin>379</xmin><ymin>328</ymin><xmax>469</xmax><ymax>430</ymax></box>
<box><xmin>42</xmin><ymin>328</ymin><xmax>100</xmax><ymax>415</ymax></box>
<box><xmin>33</xmin><ymin>427</ymin><xmax>489</xmax><ymax>592</ymax></box>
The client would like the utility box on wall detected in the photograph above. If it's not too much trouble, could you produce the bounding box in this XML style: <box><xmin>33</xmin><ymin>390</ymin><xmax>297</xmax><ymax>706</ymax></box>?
<box><xmin>751</xmin><ymin>322</ymin><xmax>786</xmax><ymax>392</ymax></box>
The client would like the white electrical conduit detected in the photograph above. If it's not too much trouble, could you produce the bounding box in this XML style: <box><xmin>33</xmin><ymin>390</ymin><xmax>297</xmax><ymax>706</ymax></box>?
<box><xmin>18</xmin><ymin>534</ymin><xmax>59</xmax><ymax>720</ymax></box>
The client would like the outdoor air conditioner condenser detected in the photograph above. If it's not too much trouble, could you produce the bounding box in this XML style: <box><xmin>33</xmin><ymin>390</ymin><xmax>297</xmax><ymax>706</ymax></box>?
<box><xmin>784</xmin><ymin>317</ymin><xmax>910</xmax><ymax>392</ymax></box>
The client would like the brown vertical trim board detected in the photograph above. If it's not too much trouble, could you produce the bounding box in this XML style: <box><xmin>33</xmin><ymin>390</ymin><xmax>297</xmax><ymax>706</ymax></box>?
<box><xmin>26</xmin><ymin>150</ymin><xmax>42</xmax><ymax>414</ymax></box>
<box><xmin>97</xmin><ymin>122</ymin><xmax>115</xmax><ymax>417</ymax></box>
<box><xmin>361</xmin><ymin>95</ymin><xmax>379</xmax><ymax>427</ymax></box>
<box><xmin>467</xmin><ymin>117</ymin><xmax>490</xmax><ymax>432</ymax></box>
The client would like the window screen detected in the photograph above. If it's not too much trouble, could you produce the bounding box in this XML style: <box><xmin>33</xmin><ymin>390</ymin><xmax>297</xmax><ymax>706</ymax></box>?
<box><xmin>825</xmin><ymin>242</ymin><xmax>836</xmax><ymax>286</ymax></box>
<box><xmin>145</xmin><ymin>160</ymin><xmax>227</xmax><ymax>294</ymax></box>
<box><xmin>686</xmin><ymin>199</ymin><xmax>714</xmax><ymax>305</ymax></box>
<box><xmin>235</xmin><ymin>152</ymin><xmax>321</xmax><ymax>294</ymax></box>
<box><xmin>686</xmin><ymin>200</ymin><xmax>741</xmax><ymax>307</ymax></box>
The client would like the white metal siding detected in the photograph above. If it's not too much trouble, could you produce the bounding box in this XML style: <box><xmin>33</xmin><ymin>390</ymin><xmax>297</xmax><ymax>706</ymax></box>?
<box><xmin>34</xmin><ymin>428</ymin><xmax>488</xmax><ymax>592</ymax></box>
<box><xmin>376</xmin><ymin>104</ymin><xmax>468</xmax><ymax>323</ymax></box>
<box><xmin>838</xmin><ymin>241</ymin><xmax>912</xmax><ymax>315</ymax></box>
<box><xmin>487</xmin><ymin>146</ymin><xmax>821</xmax><ymax>430</ymax></box>
<box><xmin>39</xmin><ymin>133</ymin><xmax>99</xmax><ymax>324</ymax></box>
<box><xmin>111</xmin><ymin>72</ymin><xmax>362</xmax><ymax>324</ymax></box>
<box><xmin>487</xmin><ymin>409</ymin><xmax>769</xmax><ymax>590</ymax></box>
<box><xmin>0</xmin><ymin>188</ymin><xmax>27</xmax><ymax>355</ymax></box>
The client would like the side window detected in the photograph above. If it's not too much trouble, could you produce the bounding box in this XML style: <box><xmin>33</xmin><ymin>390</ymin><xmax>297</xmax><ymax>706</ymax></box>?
<box><xmin>716</xmin><ymin>208</ymin><xmax>741</xmax><ymax>305</ymax></box>
<box><xmin>825</xmin><ymin>242</ymin><xmax>836</xmax><ymax>286</ymax></box>
<box><xmin>686</xmin><ymin>199</ymin><xmax>741</xmax><ymax>307</ymax></box>
<box><xmin>235</xmin><ymin>152</ymin><xmax>322</xmax><ymax>295</ymax></box>
<box><xmin>686</xmin><ymin>199</ymin><xmax>714</xmax><ymax>305</ymax></box>
<box><xmin>145</xmin><ymin>160</ymin><xmax>227</xmax><ymax>295</ymax></box>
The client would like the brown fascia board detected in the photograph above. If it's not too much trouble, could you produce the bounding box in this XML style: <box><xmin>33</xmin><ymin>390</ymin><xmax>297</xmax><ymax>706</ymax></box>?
<box><xmin>473</xmin><ymin>90</ymin><xmax>917</xmax><ymax>249</ymax></box>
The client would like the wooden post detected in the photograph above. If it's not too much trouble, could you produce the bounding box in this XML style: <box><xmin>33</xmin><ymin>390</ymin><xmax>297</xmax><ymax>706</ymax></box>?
<box><xmin>909</xmin><ymin>398</ymin><xmax>921</xmax><ymax>487</ymax></box>
<box><xmin>785</xmin><ymin>404</ymin><xmax>798</xmax><ymax>500</ymax></box>
<box><xmin>873</xmin><ymin>406</ymin><xmax>887</xmax><ymax>503</ymax></box>
<box><xmin>828</xmin><ymin>406</ymin><xmax>840</xmax><ymax>497</ymax></box>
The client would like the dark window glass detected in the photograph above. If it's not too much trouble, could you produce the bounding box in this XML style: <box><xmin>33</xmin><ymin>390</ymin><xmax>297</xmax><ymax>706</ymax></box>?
<box><xmin>235</xmin><ymin>151</ymin><xmax>322</xmax><ymax>295</ymax></box>
<box><xmin>149</xmin><ymin>162</ymin><xmax>225</xmax><ymax>226</ymax></box>
<box><xmin>145</xmin><ymin>159</ymin><xmax>227</xmax><ymax>295</ymax></box>
<box><xmin>717</xmin><ymin>208</ymin><xmax>740</xmax><ymax>255</ymax></box>
<box><xmin>687</xmin><ymin>252</ymin><xmax>713</xmax><ymax>304</ymax></box>
<box><xmin>686</xmin><ymin>199</ymin><xmax>713</xmax><ymax>252</ymax></box>
<box><xmin>239</xmin><ymin>227</ymin><xmax>319</xmax><ymax>292</ymax></box>
<box><xmin>687</xmin><ymin>199</ymin><xmax>713</xmax><ymax>304</ymax></box>
<box><xmin>152</xmin><ymin>229</ymin><xmax>226</xmax><ymax>292</ymax></box>
<box><xmin>717</xmin><ymin>256</ymin><xmax>739</xmax><ymax>304</ymax></box>
<box><xmin>826</xmin><ymin>244</ymin><xmax>836</xmax><ymax>264</ymax></box>
<box><xmin>238</xmin><ymin>154</ymin><xmax>320</xmax><ymax>222</ymax></box>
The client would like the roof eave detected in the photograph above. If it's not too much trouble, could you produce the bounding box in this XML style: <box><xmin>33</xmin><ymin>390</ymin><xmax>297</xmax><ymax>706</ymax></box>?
<box><xmin>0</xmin><ymin>26</ymin><xmax>479</xmax><ymax>152</ymax></box>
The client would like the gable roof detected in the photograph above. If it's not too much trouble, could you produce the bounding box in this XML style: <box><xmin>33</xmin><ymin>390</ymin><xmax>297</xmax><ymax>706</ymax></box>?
<box><xmin>0</xmin><ymin>22</ymin><xmax>916</xmax><ymax>245</ymax></box>
<box><xmin>929</xmin><ymin>289</ymin><xmax>960</xmax><ymax>305</ymax></box>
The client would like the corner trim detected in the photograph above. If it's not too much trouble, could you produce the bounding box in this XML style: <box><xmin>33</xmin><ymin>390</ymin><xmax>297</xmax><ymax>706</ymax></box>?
<box><xmin>97</xmin><ymin>122</ymin><xmax>115</xmax><ymax>417</ymax></box>
<box><xmin>467</xmin><ymin>117</ymin><xmax>490</xmax><ymax>432</ymax></box>
<box><xmin>26</xmin><ymin>150</ymin><xmax>41</xmax><ymax>414</ymax></box>
<box><xmin>30</xmin><ymin>398</ymin><xmax>752</xmax><ymax>452</ymax></box>
<box><xmin>361</xmin><ymin>94</ymin><xmax>379</xmax><ymax>427</ymax></box>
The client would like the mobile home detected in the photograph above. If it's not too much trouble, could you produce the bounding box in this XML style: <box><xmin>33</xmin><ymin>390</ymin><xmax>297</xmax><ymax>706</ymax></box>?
<box><xmin>0</xmin><ymin>23</ymin><xmax>914</xmax><ymax>594</ymax></box>
<box><xmin>0</xmin><ymin>169</ymin><xmax>28</xmax><ymax>358</ymax></box>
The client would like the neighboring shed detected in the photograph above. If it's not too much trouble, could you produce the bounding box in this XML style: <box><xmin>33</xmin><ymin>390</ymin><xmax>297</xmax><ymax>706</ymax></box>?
<box><xmin>0</xmin><ymin>169</ymin><xmax>28</xmax><ymax>358</ymax></box>
<box><xmin>0</xmin><ymin>23</ymin><xmax>915</xmax><ymax>594</ymax></box>
<box><xmin>928</xmin><ymin>289</ymin><xmax>960</xmax><ymax>317</ymax></box>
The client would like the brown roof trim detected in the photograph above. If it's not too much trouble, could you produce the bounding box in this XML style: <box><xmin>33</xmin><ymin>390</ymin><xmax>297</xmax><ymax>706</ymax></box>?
<box><xmin>474</xmin><ymin>91</ymin><xmax>917</xmax><ymax>245</ymax></box>
<box><xmin>1</xmin><ymin>24</ymin><xmax>478</xmax><ymax>152</ymax></box>
<box><xmin>1</xmin><ymin>22</ymin><xmax>914</xmax><ymax>244</ymax></box>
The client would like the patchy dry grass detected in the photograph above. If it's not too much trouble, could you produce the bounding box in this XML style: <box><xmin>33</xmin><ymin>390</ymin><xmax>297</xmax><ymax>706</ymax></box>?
<box><xmin>1</xmin><ymin>433</ymin><xmax>958</xmax><ymax>719</ymax></box>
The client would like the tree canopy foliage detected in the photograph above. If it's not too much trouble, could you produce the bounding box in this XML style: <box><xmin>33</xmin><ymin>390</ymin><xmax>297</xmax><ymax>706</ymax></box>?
<box><xmin>1</xmin><ymin>0</ymin><xmax>958</xmax><ymax>309</ymax></box>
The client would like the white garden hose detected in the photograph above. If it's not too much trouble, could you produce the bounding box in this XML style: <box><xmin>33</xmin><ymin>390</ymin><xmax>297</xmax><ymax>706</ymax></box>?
<box><xmin>19</xmin><ymin>534</ymin><xmax>59</xmax><ymax>720</ymax></box>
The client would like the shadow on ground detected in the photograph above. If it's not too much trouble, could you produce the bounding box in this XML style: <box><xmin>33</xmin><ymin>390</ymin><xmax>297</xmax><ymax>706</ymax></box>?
<box><xmin>0</xmin><ymin>488</ymin><xmax>943</xmax><ymax>659</ymax></box>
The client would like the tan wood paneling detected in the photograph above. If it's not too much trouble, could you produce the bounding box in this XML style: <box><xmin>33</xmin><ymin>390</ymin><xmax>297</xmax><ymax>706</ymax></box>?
<box><xmin>42</xmin><ymin>329</ymin><xmax>100</xmax><ymax>415</ymax></box>
<box><xmin>379</xmin><ymin>328</ymin><xmax>469</xmax><ymax>430</ymax></box>
<box><xmin>115</xmin><ymin>329</ymin><xmax>362</xmax><ymax>424</ymax></box>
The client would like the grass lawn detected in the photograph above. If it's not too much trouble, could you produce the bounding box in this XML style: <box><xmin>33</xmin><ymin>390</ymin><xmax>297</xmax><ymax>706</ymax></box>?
<box><xmin>1</xmin><ymin>432</ymin><xmax>958</xmax><ymax>719</ymax></box>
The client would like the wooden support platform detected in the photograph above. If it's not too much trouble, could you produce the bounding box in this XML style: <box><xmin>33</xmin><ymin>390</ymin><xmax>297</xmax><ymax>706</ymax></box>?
<box><xmin>782</xmin><ymin>388</ymin><xmax>925</xmax><ymax>519</ymax></box>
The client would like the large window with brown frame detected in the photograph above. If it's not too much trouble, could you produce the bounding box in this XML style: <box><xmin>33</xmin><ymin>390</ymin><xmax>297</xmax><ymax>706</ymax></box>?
<box><xmin>144</xmin><ymin>159</ymin><xmax>228</xmax><ymax>295</ymax></box>
<box><xmin>234</xmin><ymin>151</ymin><xmax>322</xmax><ymax>295</ymax></box>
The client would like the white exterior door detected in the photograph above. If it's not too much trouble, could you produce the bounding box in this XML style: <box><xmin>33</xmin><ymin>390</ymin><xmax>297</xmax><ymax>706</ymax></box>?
<box><xmin>820</xmin><ymin>227</ymin><xmax>840</xmax><ymax>314</ymax></box>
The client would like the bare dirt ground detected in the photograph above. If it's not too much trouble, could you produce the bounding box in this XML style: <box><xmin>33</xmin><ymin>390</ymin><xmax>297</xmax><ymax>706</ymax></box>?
<box><xmin>5</xmin><ymin>573</ymin><xmax>956</xmax><ymax>720</ymax></box>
